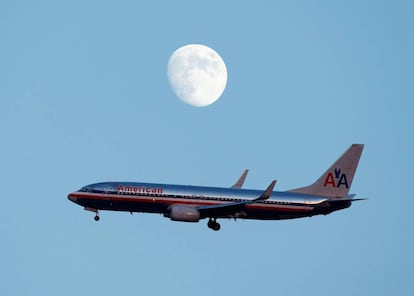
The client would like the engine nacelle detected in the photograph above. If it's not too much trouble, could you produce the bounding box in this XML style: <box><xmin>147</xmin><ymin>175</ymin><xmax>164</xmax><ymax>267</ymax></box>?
<box><xmin>169</xmin><ymin>205</ymin><xmax>200</xmax><ymax>222</ymax></box>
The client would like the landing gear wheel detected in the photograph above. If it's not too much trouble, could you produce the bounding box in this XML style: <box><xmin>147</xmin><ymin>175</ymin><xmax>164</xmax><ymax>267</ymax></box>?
<box><xmin>94</xmin><ymin>215</ymin><xmax>100</xmax><ymax>221</ymax></box>
<box><xmin>212</xmin><ymin>222</ymin><xmax>220</xmax><ymax>231</ymax></box>
<box><xmin>207</xmin><ymin>218</ymin><xmax>221</xmax><ymax>231</ymax></box>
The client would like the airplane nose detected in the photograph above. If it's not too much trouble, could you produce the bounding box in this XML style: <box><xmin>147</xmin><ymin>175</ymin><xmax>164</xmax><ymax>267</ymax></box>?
<box><xmin>68</xmin><ymin>193</ymin><xmax>77</xmax><ymax>202</ymax></box>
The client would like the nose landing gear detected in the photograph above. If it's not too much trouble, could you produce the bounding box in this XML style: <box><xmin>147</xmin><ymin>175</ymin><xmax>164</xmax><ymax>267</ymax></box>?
<box><xmin>207</xmin><ymin>218</ymin><xmax>221</xmax><ymax>231</ymax></box>
<box><xmin>85</xmin><ymin>207</ymin><xmax>100</xmax><ymax>221</ymax></box>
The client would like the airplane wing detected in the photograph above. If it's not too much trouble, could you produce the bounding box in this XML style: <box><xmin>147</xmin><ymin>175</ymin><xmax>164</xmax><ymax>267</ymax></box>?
<box><xmin>198</xmin><ymin>180</ymin><xmax>276</xmax><ymax>218</ymax></box>
<box><xmin>231</xmin><ymin>169</ymin><xmax>249</xmax><ymax>188</ymax></box>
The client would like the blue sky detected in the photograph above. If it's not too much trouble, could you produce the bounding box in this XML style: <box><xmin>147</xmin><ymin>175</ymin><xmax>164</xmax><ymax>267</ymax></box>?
<box><xmin>1</xmin><ymin>1</ymin><xmax>413</xmax><ymax>295</ymax></box>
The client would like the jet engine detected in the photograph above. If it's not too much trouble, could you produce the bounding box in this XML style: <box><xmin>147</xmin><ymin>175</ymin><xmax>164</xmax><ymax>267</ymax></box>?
<box><xmin>169</xmin><ymin>205</ymin><xmax>200</xmax><ymax>222</ymax></box>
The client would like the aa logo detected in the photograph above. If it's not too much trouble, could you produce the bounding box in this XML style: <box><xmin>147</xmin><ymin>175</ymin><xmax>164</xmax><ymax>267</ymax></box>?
<box><xmin>323</xmin><ymin>168</ymin><xmax>349</xmax><ymax>188</ymax></box>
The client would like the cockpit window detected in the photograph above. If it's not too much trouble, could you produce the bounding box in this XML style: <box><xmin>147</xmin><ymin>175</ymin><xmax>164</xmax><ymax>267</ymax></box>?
<box><xmin>78</xmin><ymin>184</ymin><xmax>115</xmax><ymax>193</ymax></box>
<box><xmin>79</xmin><ymin>186</ymin><xmax>92</xmax><ymax>192</ymax></box>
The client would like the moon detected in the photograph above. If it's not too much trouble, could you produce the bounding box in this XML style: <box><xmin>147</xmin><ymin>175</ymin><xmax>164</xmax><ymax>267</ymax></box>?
<box><xmin>167</xmin><ymin>44</ymin><xmax>227</xmax><ymax>107</ymax></box>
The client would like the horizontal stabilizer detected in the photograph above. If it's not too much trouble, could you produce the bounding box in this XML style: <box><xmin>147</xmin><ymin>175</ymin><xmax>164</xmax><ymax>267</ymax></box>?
<box><xmin>328</xmin><ymin>198</ymin><xmax>367</xmax><ymax>202</ymax></box>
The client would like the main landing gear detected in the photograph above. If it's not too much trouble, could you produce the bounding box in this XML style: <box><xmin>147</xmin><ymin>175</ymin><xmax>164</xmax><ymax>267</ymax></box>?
<box><xmin>207</xmin><ymin>218</ymin><xmax>221</xmax><ymax>231</ymax></box>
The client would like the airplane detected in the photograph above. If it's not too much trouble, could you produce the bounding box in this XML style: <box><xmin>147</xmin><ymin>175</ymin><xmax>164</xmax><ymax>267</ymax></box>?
<box><xmin>68</xmin><ymin>144</ymin><xmax>364</xmax><ymax>231</ymax></box>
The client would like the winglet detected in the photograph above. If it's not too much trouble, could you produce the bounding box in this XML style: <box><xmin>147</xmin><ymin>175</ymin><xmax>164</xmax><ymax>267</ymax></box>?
<box><xmin>231</xmin><ymin>169</ymin><xmax>249</xmax><ymax>188</ymax></box>
<box><xmin>255</xmin><ymin>180</ymin><xmax>277</xmax><ymax>201</ymax></box>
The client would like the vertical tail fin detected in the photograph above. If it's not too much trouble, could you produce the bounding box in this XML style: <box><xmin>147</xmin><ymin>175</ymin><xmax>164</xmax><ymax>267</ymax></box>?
<box><xmin>288</xmin><ymin>144</ymin><xmax>364</xmax><ymax>198</ymax></box>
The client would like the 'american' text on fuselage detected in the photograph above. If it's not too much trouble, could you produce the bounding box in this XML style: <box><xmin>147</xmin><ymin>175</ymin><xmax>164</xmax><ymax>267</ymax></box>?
<box><xmin>118</xmin><ymin>185</ymin><xmax>163</xmax><ymax>195</ymax></box>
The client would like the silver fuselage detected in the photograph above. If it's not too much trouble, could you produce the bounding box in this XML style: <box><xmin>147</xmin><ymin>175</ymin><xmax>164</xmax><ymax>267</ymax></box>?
<box><xmin>68</xmin><ymin>182</ymin><xmax>352</xmax><ymax>220</ymax></box>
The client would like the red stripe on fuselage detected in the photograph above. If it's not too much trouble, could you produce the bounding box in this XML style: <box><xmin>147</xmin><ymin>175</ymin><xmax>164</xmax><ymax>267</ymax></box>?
<box><xmin>69</xmin><ymin>192</ymin><xmax>313</xmax><ymax>213</ymax></box>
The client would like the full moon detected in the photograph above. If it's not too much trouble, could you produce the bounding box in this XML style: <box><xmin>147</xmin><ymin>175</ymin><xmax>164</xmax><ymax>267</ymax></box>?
<box><xmin>167</xmin><ymin>44</ymin><xmax>227</xmax><ymax>107</ymax></box>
